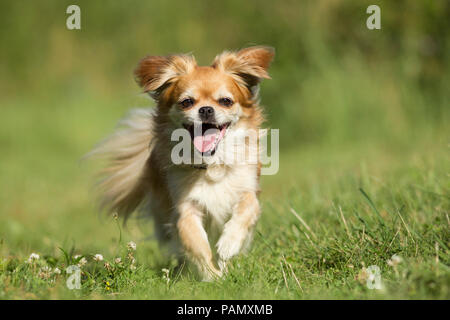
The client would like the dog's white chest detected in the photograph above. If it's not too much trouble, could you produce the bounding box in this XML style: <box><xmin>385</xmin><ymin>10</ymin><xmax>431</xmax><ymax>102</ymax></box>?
<box><xmin>171</xmin><ymin>165</ymin><xmax>258</xmax><ymax>224</ymax></box>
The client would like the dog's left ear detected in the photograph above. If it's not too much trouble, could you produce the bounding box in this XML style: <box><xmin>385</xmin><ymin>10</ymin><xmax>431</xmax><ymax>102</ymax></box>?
<box><xmin>212</xmin><ymin>46</ymin><xmax>275</xmax><ymax>95</ymax></box>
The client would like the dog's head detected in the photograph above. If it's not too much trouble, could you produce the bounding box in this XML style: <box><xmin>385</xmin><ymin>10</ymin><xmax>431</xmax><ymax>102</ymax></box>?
<box><xmin>135</xmin><ymin>46</ymin><xmax>274</xmax><ymax>159</ymax></box>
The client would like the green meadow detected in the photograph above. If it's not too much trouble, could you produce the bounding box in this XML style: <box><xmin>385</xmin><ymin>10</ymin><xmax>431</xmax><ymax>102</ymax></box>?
<box><xmin>0</xmin><ymin>1</ymin><xmax>448</xmax><ymax>299</ymax></box>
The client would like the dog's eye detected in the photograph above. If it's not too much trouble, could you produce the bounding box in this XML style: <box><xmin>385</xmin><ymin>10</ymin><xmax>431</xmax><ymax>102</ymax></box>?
<box><xmin>218</xmin><ymin>97</ymin><xmax>233</xmax><ymax>107</ymax></box>
<box><xmin>179</xmin><ymin>98</ymin><xmax>195</xmax><ymax>109</ymax></box>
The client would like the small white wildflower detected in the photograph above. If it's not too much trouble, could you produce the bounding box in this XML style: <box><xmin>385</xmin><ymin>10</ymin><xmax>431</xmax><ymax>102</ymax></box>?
<box><xmin>30</xmin><ymin>253</ymin><xmax>40</xmax><ymax>259</ymax></box>
<box><xmin>53</xmin><ymin>267</ymin><xmax>61</xmax><ymax>275</ymax></box>
<box><xmin>357</xmin><ymin>267</ymin><xmax>369</xmax><ymax>284</ymax></box>
<box><xmin>27</xmin><ymin>253</ymin><xmax>40</xmax><ymax>263</ymax></box>
<box><xmin>127</xmin><ymin>241</ymin><xmax>137</xmax><ymax>251</ymax></box>
<box><xmin>114</xmin><ymin>257</ymin><xmax>122</xmax><ymax>264</ymax></box>
<box><xmin>38</xmin><ymin>266</ymin><xmax>52</xmax><ymax>279</ymax></box>
<box><xmin>78</xmin><ymin>257</ymin><xmax>87</xmax><ymax>267</ymax></box>
<box><xmin>130</xmin><ymin>264</ymin><xmax>136</xmax><ymax>271</ymax></box>
<box><xmin>162</xmin><ymin>268</ymin><xmax>170</xmax><ymax>284</ymax></box>
<box><xmin>387</xmin><ymin>254</ymin><xmax>403</xmax><ymax>267</ymax></box>
<box><xmin>93</xmin><ymin>254</ymin><xmax>104</xmax><ymax>262</ymax></box>
<box><xmin>74</xmin><ymin>254</ymin><xmax>81</xmax><ymax>259</ymax></box>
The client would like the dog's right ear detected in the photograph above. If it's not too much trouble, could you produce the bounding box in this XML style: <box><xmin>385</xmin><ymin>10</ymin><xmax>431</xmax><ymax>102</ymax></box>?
<box><xmin>134</xmin><ymin>54</ymin><xmax>196</xmax><ymax>99</ymax></box>
<box><xmin>212</xmin><ymin>46</ymin><xmax>274</xmax><ymax>98</ymax></box>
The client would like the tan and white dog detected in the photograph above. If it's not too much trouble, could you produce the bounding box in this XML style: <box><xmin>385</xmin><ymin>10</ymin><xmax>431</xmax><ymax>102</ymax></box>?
<box><xmin>91</xmin><ymin>46</ymin><xmax>274</xmax><ymax>280</ymax></box>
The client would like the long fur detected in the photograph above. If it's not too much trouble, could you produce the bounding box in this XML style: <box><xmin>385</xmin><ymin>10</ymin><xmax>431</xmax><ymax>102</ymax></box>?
<box><xmin>89</xmin><ymin>46</ymin><xmax>274</xmax><ymax>280</ymax></box>
<box><xmin>88</xmin><ymin>108</ymin><xmax>154</xmax><ymax>220</ymax></box>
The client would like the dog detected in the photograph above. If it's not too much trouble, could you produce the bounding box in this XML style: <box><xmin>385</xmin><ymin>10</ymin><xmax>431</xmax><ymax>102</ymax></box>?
<box><xmin>91</xmin><ymin>46</ymin><xmax>274</xmax><ymax>280</ymax></box>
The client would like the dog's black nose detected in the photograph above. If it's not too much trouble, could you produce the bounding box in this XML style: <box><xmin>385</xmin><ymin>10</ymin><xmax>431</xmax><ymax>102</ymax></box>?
<box><xmin>198</xmin><ymin>106</ymin><xmax>214</xmax><ymax>121</ymax></box>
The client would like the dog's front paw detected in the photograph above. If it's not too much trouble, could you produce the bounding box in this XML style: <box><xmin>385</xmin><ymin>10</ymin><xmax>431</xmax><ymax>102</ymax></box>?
<box><xmin>217</xmin><ymin>258</ymin><xmax>228</xmax><ymax>273</ymax></box>
<box><xmin>201</xmin><ymin>267</ymin><xmax>223</xmax><ymax>282</ymax></box>
<box><xmin>216</xmin><ymin>229</ymin><xmax>245</xmax><ymax>270</ymax></box>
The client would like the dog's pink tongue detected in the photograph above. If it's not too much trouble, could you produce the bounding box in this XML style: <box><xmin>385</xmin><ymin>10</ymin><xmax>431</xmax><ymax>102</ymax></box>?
<box><xmin>193</xmin><ymin>126</ymin><xmax>227</xmax><ymax>153</ymax></box>
<box><xmin>193</xmin><ymin>129</ymin><xmax>219</xmax><ymax>153</ymax></box>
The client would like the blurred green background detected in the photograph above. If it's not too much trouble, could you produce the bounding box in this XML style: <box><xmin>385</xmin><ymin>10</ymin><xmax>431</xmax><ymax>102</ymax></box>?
<box><xmin>0</xmin><ymin>0</ymin><xmax>448</xmax><ymax>298</ymax></box>
<box><xmin>1</xmin><ymin>1</ymin><xmax>448</xmax><ymax>146</ymax></box>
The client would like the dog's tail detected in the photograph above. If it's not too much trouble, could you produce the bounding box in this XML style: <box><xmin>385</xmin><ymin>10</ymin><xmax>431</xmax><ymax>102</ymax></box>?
<box><xmin>87</xmin><ymin>108</ymin><xmax>155</xmax><ymax>220</ymax></box>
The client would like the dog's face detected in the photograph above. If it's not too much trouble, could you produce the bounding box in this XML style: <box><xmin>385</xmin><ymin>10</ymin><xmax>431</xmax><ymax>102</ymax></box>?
<box><xmin>135</xmin><ymin>46</ymin><xmax>274</xmax><ymax>158</ymax></box>
<box><xmin>172</xmin><ymin>67</ymin><xmax>245</xmax><ymax>155</ymax></box>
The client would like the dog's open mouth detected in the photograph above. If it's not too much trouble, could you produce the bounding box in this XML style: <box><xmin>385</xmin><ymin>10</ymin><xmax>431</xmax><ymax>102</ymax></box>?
<box><xmin>183</xmin><ymin>122</ymin><xmax>230</xmax><ymax>155</ymax></box>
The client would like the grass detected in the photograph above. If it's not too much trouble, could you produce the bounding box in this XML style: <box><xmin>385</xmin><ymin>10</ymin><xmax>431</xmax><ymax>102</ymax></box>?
<box><xmin>0</xmin><ymin>96</ymin><xmax>448</xmax><ymax>299</ymax></box>
<box><xmin>0</xmin><ymin>1</ymin><xmax>448</xmax><ymax>299</ymax></box>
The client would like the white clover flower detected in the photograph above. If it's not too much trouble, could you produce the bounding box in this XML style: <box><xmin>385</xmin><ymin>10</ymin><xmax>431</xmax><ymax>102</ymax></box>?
<box><xmin>392</xmin><ymin>254</ymin><xmax>402</xmax><ymax>264</ymax></box>
<box><xmin>27</xmin><ymin>253</ymin><xmax>40</xmax><ymax>263</ymax></box>
<box><xmin>387</xmin><ymin>254</ymin><xmax>403</xmax><ymax>267</ymax></box>
<box><xmin>53</xmin><ymin>267</ymin><xmax>61</xmax><ymax>275</ymax></box>
<box><xmin>30</xmin><ymin>253</ymin><xmax>40</xmax><ymax>259</ymax></box>
<box><xmin>38</xmin><ymin>266</ymin><xmax>52</xmax><ymax>279</ymax></box>
<box><xmin>114</xmin><ymin>257</ymin><xmax>122</xmax><ymax>264</ymax></box>
<box><xmin>127</xmin><ymin>241</ymin><xmax>137</xmax><ymax>251</ymax></box>
<box><xmin>129</xmin><ymin>255</ymin><xmax>137</xmax><ymax>271</ymax></box>
<box><xmin>93</xmin><ymin>254</ymin><xmax>104</xmax><ymax>262</ymax></box>
<box><xmin>78</xmin><ymin>257</ymin><xmax>87</xmax><ymax>267</ymax></box>
<box><xmin>162</xmin><ymin>268</ymin><xmax>170</xmax><ymax>283</ymax></box>
<box><xmin>356</xmin><ymin>267</ymin><xmax>368</xmax><ymax>284</ymax></box>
